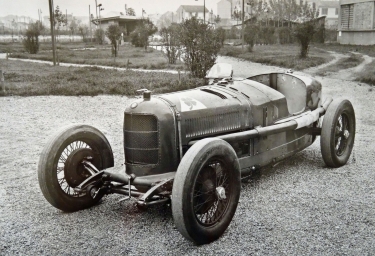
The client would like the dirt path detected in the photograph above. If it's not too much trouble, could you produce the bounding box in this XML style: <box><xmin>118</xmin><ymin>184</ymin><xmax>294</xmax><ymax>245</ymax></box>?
<box><xmin>329</xmin><ymin>53</ymin><xmax>373</xmax><ymax>80</ymax></box>
<box><xmin>302</xmin><ymin>51</ymin><xmax>347</xmax><ymax>74</ymax></box>
<box><xmin>8</xmin><ymin>57</ymin><xmax>185</xmax><ymax>74</ymax></box>
<box><xmin>1</xmin><ymin>57</ymin><xmax>375</xmax><ymax>255</ymax></box>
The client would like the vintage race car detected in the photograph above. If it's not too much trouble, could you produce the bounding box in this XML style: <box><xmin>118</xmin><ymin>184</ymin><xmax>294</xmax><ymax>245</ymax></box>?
<box><xmin>38</xmin><ymin>63</ymin><xmax>355</xmax><ymax>244</ymax></box>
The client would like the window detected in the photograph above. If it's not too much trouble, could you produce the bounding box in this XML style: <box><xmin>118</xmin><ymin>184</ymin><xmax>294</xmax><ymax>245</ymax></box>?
<box><xmin>322</xmin><ymin>8</ymin><xmax>328</xmax><ymax>15</ymax></box>
<box><xmin>341</xmin><ymin>4</ymin><xmax>354</xmax><ymax>29</ymax></box>
<box><xmin>335</xmin><ymin>8</ymin><xmax>338</xmax><ymax>15</ymax></box>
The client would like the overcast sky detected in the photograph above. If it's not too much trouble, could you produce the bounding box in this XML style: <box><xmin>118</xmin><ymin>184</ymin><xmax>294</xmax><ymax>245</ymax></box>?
<box><xmin>0</xmin><ymin>0</ymin><xmax>220</xmax><ymax>20</ymax></box>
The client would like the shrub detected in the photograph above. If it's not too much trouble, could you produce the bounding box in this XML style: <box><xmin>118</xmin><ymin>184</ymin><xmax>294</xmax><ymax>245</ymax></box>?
<box><xmin>178</xmin><ymin>17</ymin><xmax>223</xmax><ymax>78</ymax></box>
<box><xmin>216</xmin><ymin>27</ymin><xmax>226</xmax><ymax>46</ymax></box>
<box><xmin>95</xmin><ymin>28</ymin><xmax>105</xmax><ymax>45</ymax></box>
<box><xmin>244</xmin><ymin>24</ymin><xmax>259</xmax><ymax>52</ymax></box>
<box><xmin>293</xmin><ymin>21</ymin><xmax>318</xmax><ymax>58</ymax></box>
<box><xmin>227</xmin><ymin>26</ymin><xmax>239</xmax><ymax>40</ymax></box>
<box><xmin>276</xmin><ymin>27</ymin><xmax>293</xmax><ymax>44</ymax></box>
<box><xmin>78</xmin><ymin>25</ymin><xmax>89</xmax><ymax>41</ymax></box>
<box><xmin>292</xmin><ymin>3</ymin><xmax>320</xmax><ymax>58</ymax></box>
<box><xmin>105</xmin><ymin>24</ymin><xmax>123</xmax><ymax>57</ymax></box>
<box><xmin>23</xmin><ymin>21</ymin><xmax>44</xmax><ymax>54</ymax></box>
<box><xmin>258</xmin><ymin>26</ymin><xmax>275</xmax><ymax>45</ymax></box>
<box><xmin>313</xmin><ymin>24</ymin><xmax>325</xmax><ymax>43</ymax></box>
<box><xmin>159</xmin><ymin>24</ymin><xmax>181</xmax><ymax>64</ymax></box>
<box><xmin>324</xmin><ymin>28</ymin><xmax>338</xmax><ymax>43</ymax></box>
<box><xmin>130</xmin><ymin>19</ymin><xmax>157</xmax><ymax>50</ymax></box>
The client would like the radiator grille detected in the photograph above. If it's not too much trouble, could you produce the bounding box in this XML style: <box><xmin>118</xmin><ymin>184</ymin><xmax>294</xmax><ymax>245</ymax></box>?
<box><xmin>124</xmin><ymin>114</ymin><xmax>159</xmax><ymax>165</ymax></box>
<box><xmin>185</xmin><ymin>111</ymin><xmax>241</xmax><ymax>138</ymax></box>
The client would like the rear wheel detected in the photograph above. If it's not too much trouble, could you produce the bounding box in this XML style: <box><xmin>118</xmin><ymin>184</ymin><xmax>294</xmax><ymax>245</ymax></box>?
<box><xmin>172</xmin><ymin>138</ymin><xmax>241</xmax><ymax>244</ymax></box>
<box><xmin>38</xmin><ymin>124</ymin><xmax>114</xmax><ymax>212</ymax></box>
<box><xmin>321</xmin><ymin>99</ymin><xmax>355</xmax><ymax>167</ymax></box>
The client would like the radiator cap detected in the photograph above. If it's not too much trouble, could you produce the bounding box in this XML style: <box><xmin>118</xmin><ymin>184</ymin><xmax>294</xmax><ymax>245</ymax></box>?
<box><xmin>137</xmin><ymin>89</ymin><xmax>152</xmax><ymax>100</ymax></box>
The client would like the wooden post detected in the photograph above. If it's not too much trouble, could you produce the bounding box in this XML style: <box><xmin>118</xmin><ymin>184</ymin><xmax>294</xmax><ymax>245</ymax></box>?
<box><xmin>1</xmin><ymin>69</ymin><xmax>5</xmax><ymax>94</ymax></box>
<box><xmin>49</xmin><ymin>0</ymin><xmax>57</xmax><ymax>66</ymax></box>
<box><xmin>241</xmin><ymin>0</ymin><xmax>244</xmax><ymax>50</ymax></box>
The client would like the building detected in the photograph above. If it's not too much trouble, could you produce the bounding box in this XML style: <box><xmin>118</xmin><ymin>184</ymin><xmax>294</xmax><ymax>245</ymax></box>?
<box><xmin>94</xmin><ymin>12</ymin><xmax>144</xmax><ymax>36</ymax></box>
<box><xmin>176</xmin><ymin>5</ymin><xmax>210</xmax><ymax>23</ymax></box>
<box><xmin>338</xmin><ymin>0</ymin><xmax>375</xmax><ymax>45</ymax></box>
<box><xmin>304</xmin><ymin>0</ymin><xmax>340</xmax><ymax>28</ymax></box>
<box><xmin>216</xmin><ymin>0</ymin><xmax>253</xmax><ymax>23</ymax></box>
<box><xmin>217</xmin><ymin>0</ymin><xmax>232</xmax><ymax>19</ymax></box>
<box><xmin>318</xmin><ymin>1</ymin><xmax>340</xmax><ymax>27</ymax></box>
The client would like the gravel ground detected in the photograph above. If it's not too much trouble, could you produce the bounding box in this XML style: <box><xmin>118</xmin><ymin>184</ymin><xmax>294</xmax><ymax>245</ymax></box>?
<box><xmin>1</xmin><ymin>56</ymin><xmax>375</xmax><ymax>255</ymax></box>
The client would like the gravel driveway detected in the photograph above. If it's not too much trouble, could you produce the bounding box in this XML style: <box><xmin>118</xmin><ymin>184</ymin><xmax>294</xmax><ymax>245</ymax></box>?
<box><xmin>1</xmin><ymin>57</ymin><xmax>374</xmax><ymax>255</ymax></box>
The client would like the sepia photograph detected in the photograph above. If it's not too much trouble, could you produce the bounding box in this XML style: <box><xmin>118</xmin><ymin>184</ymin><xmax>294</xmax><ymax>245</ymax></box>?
<box><xmin>1</xmin><ymin>0</ymin><xmax>374</xmax><ymax>254</ymax></box>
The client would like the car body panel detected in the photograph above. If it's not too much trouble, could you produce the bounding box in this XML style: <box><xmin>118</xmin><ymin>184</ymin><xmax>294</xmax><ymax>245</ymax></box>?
<box><xmin>124</xmin><ymin>66</ymin><xmax>322</xmax><ymax>179</ymax></box>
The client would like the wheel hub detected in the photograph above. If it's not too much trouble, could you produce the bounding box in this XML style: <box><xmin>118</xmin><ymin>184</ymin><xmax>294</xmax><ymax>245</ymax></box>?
<box><xmin>64</xmin><ymin>148</ymin><xmax>96</xmax><ymax>187</ymax></box>
<box><xmin>343</xmin><ymin>129</ymin><xmax>350</xmax><ymax>139</ymax></box>
<box><xmin>216</xmin><ymin>187</ymin><xmax>226</xmax><ymax>200</ymax></box>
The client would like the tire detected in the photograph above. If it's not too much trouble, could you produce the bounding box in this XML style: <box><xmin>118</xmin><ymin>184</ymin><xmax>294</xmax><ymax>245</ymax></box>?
<box><xmin>172</xmin><ymin>138</ymin><xmax>241</xmax><ymax>244</ymax></box>
<box><xmin>38</xmin><ymin>124</ymin><xmax>114</xmax><ymax>212</ymax></box>
<box><xmin>321</xmin><ymin>99</ymin><xmax>355</xmax><ymax>167</ymax></box>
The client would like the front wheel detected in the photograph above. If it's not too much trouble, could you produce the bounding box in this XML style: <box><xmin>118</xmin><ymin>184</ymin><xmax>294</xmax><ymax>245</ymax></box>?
<box><xmin>172</xmin><ymin>138</ymin><xmax>241</xmax><ymax>244</ymax></box>
<box><xmin>38</xmin><ymin>124</ymin><xmax>114</xmax><ymax>212</ymax></box>
<box><xmin>321</xmin><ymin>99</ymin><xmax>356</xmax><ymax>167</ymax></box>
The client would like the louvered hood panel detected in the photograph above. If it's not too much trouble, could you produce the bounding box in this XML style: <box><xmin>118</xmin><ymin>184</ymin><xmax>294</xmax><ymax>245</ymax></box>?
<box><xmin>159</xmin><ymin>86</ymin><xmax>252</xmax><ymax>144</ymax></box>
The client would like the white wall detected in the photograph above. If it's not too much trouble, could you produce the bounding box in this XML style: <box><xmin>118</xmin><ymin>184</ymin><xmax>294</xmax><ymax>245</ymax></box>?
<box><xmin>217</xmin><ymin>0</ymin><xmax>232</xmax><ymax>19</ymax></box>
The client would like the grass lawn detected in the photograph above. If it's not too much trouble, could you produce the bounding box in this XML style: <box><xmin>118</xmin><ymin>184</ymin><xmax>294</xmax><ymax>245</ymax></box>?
<box><xmin>1</xmin><ymin>41</ymin><xmax>185</xmax><ymax>71</ymax></box>
<box><xmin>0</xmin><ymin>59</ymin><xmax>203</xmax><ymax>97</ymax></box>
<box><xmin>315</xmin><ymin>53</ymin><xmax>364</xmax><ymax>76</ymax></box>
<box><xmin>318</xmin><ymin>43</ymin><xmax>375</xmax><ymax>57</ymax></box>
<box><xmin>219</xmin><ymin>44</ymin><xmax>333</xmax><ymax>70</ymax></box>
<box><xmin>355</xmin><ymin>60</ymin><xmax>375</xmax><ymax>87</ymax></box>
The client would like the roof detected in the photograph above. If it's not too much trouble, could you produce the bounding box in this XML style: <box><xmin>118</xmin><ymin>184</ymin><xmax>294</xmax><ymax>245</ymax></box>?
<box><xmin>94</xmin><ymin>15</ymin><xmax>144</xmax><ymax>23</ymax></box>
<box><xmin>179</xmin><ymin>5</ymin><xmax>210</xmax><ymax>13</ymax></box>
<box><xmin>100</xmin><ymin>11</ymin><xmax>144</xmax><ymax>20</ymax></box>
<box><xmin>340</xmin><ymin>0</ymin><xmax>374</xmax><ymax>5</ymax></box>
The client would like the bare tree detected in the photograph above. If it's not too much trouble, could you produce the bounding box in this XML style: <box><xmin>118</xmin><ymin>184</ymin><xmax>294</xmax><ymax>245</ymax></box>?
<box><xmin>54</xmin><ymin>6</ymin><xmax>67</xmax><ymax>40</ymax></box>
<box><xmin>69</xmin><ymin>18</ymin><xmax>78</xmax><ymax>41</ymax></box>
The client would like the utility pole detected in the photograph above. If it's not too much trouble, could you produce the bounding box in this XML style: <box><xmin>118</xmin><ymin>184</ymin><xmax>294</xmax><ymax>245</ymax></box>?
<box><xmin>95</xmin><ymin>0</ymin><xmax>98</xmax><ymax>20</ymax></box>
<box><xmin>241</xmin><ymin>0</ymin><xmax>244</xmax><ymax>50</ymax></box>
<box><xmin>89</xmin><ymin>5</ymin><xmax>92</xmax><ymax>42</ymax></box>
<box><xmin>195</xmin><ymin>0</ymin><xmax>206</xmax><ymax>23</ymax></box>
<box><xmin>98</xmin><ymin>4</ymin><xmax>103</xmax><ymax>29</ymax></box>
<box><xmin>204</xmin><ymin>0</ymin><xmax>206</xmax><ymax>24</ymax></box>
<box><xmin>49</xmin><ymin>0</ymin><xmax>57</xmax><ymax>66</ymax></box>
<box><xmin>66</xmin><ymin>9</ymin><xmax>68</xmax><ymax>32</ymax></box>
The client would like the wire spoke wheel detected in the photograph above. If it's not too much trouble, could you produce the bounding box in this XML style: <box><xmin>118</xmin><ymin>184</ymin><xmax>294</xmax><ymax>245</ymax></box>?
<box><xmin>321</xmin><ymin>99</ymin><xmax>355</xmax><ymax>167</ymax></box>
<box><xmin>334</xmin><ymin>114</ymin><xmax>350</xmax><ymax>156</ymax></box>
<box><xmin>172</xmin><ymin>138</ymin><xmax>241</xmax><ymax>245</ymax></box>
<box><xmin>57</xmin><ymin>141</ymin><xmax>92</xmax><ymax>197</ymax></box>
<box><xmin>193</xmin><ymin>160</ymin><xmax>231</xmax><ymax>226</ymax></box>
<box><xmin>38</xmin><ymin>125</ymin><xmax>114</xmax><ymax>212</ymax></box>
